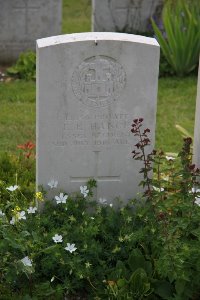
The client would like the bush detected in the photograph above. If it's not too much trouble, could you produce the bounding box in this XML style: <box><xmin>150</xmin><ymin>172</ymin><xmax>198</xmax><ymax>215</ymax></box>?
<box><xmin>152</xmin><ymin>0</ymin><xmax>200</xmax><ymax>76</ymax></box>
<box><xmin>7</xmin><ymin>51</ymin><xmax>36</xmax><ymax>81</ymax></box>
<box><xmin>1</xmin><ymin>121</ymin><xmax>200</xmax><ymax>299</ymax></box>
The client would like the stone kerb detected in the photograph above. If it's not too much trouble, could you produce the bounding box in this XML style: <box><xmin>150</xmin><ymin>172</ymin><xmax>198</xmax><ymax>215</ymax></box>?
<box><xmin>36</xmin><ymin>32</ymin><xmax>160</xmax><ymax>203</ymax></box>
<box><xmin>0</xmin><ymin>0</ymin><xmax>62</xmax><ymax>64</ymax></box>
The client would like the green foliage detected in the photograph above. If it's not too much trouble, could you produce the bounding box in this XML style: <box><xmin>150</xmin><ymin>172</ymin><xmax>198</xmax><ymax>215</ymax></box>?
<box><xmin>7</xmin><ymin>51</ymin><xmax>36</xmax><ymax>81</ymax></box>
<box><xmin>159</xmin><ymin>51</ymin><xmax>175</xmax><ymax>77</ymax></box>
<box><xmin>152</xmin><ymin>0</ymin><xmax>200</xmax><ymax>76</ymax></box>
<box><xmin>1</xmin><ymin>122</ymin><xmax>200</xmax><ymax>298</ymax></box>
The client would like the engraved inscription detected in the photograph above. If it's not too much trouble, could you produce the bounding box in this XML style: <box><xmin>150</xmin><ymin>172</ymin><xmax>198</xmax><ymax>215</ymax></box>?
<box><xmin>71</xmin><ymin>56</ymin><xmax>126</xmax><ymax>107</ymax></box>
<box><xmin>54</xmin><ymin>113</ymin><xmax>131</xmax><ymax>147</ymax></box>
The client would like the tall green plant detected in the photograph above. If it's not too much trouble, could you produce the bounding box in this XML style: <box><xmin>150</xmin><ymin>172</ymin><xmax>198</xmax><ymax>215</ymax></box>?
<box><xmin>152</xmin><ymin>0</ymin><xmax>200</xmax><ymax>76</ymax></box>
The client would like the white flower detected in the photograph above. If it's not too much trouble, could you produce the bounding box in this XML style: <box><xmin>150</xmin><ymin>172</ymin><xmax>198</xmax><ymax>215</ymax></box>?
<box><xmin>80</xmin><ymin>186</ymin><xmax>89</xmax><ymax>198</ymax></box>
<box><xmin>52</xmin><ymin>234</ymin><xmax>63</xmax><ymax>243</ymax></box>
<box><xmin>18</xmin><ymin>211</ymin><xmax>26</xmax><ymax>220</ymax></box>
<box><xmin>0</xmin><ymin>210</ymin><xmax>5</xmax><ymax>217</ymax></box>
<box><xmin>10</xmin><ymin>216</ymin><xmax>16</xmax><ymax>225</ymax></box>
<box><xmin>195</xmin><ymin>197</ymin><xmax>200</xmax><ymax>206</ymax></box>
<box><xmin>48</xmin><ymin>179</ymin><xmax>58</xmax><ymax>189</ymax></box>
<box><xmin>27</xmin><ymin>207</ymin><xmax>37</xmax><ymax>214</ymax></box>
<box><xmin>109</xmin><ymin>203</ymin><xmax>113</xmax><ymax>207</ymax></box>
<box><xmin>55</xmin><ymin>193</ymin><xmax>68</xmax><ymax>204</ymax></box>
<box><xmin>166</xmin><ymin>156</ymin><xmax>175</xmax><ymax>161</ymax></box>
<box><xmin>21</xmin><ymin>256</ymin><xmax>32</xmax><ymax>267</ymax></box>
<box><xmin>99</xmin><ymin>197</ymin><xmax>107</xmax><ymax>205</ymax></box>
<box><xmin>65</xmin><ymin>243</ymin><xmax>77</xmax><ymax>253</ymax></box>
<box><xmin>152</xmin><ymin>186</ymin><xmax>164</xmax><ymax>192</ymax></box>
<box><xmin>190</xmin><ymin>187</ymin><xmax>200</xmax><ymax>194</ymax></box>
<box><xmin>6</xmin><ymin>185</ymin><xmax>19</xmax><ymax>192</ymax></box>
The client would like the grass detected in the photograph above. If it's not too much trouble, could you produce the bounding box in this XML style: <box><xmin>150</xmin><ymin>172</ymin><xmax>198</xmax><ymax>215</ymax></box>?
<box><xmin>0</xmin><ymin>0</ymin><xmax>198</xmax><ymax>156</ymax></box>
<box><xmin>156</xmin><ymin>76</ymin><xmax>197</xmax><ymax>153</ymax></box>
<box><xmin>0</xmin><ymin>81</ymin><xmax>35</xmax><ymax>153</ymax></box>
<box><xmin>62</xmin><ymin>0</ymin><xmax>91</xmax><ymax>33</ymax></box>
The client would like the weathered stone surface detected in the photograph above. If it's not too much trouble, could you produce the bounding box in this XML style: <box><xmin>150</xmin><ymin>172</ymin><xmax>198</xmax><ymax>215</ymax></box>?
<box><xmin>0</xmin><ymin>0</ymin><xmax>62</xmax><ymax>64</ymax></box>
<box><xmin>193</xmin><ymin>58</ymin><xmax>200</xmax><ymax>168</ymax></box>
<box><xmin>92</xmin><ymin>0</ymin><xmax>163</xmax><ymax>33</ymax></box>
<box><xmin>37</xmin><ymin>32</ymin><xmax>160</xmax><ymax>203</ymax></box>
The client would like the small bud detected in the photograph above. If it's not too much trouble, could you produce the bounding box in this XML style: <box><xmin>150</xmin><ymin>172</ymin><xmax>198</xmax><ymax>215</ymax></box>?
<box><xmin>157</xmin><ymin>212</ymin><xmax>165</xmax><ymax>220</ymax></box>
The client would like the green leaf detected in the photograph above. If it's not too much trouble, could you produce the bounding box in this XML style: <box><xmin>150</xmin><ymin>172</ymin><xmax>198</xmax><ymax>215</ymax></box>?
<box><xmin>154</xmin><ymin>280</ymin><xmax>173</xmax><ymax>299</ymax></box>
<box><xmin>128</xmin><ymin>249</ymin><xmax>152</xmax><ymax>275</ymax></box>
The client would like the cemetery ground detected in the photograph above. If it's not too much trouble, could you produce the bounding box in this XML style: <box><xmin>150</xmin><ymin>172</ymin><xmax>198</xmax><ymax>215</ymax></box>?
<box><xmin>0</xmin><ymin>0</ymin><xmax>200</xmax><ymax>299</ymax></box>
<box><xmin>0</xmin><ymin>0</ymin><xmax>198</xmax><ymax>155</ymax></box>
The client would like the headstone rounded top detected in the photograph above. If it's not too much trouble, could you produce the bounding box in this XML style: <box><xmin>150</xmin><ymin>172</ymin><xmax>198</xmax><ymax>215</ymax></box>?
<box><xmin>36</xmin><ymin>32</ymin><xmax>159</xmax><ymax>48</ymax></box>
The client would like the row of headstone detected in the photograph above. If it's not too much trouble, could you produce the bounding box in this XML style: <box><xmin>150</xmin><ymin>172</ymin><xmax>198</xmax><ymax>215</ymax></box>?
<box><xmin>0</xmin><ymin>0</ymin><xmax>164</xmax><ymax>64</ymax></box>
<box><xmin>36</xmin><ymin>32</ymin><xmax>160</xmax><ymax>202</ymax></box>
<box><xmin>0</xmin><ymin>0</ymin><xmax>62</xmax><ymax>64</ymax></box>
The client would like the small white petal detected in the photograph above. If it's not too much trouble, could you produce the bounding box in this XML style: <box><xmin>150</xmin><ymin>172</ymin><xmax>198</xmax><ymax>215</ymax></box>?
<box><xmin>190</xmin><ymin>187</ymin><xmax>200</xmax><ymax>194</ymax></box>
<box><xmin>0</xmin><ymin>210</ymin><xmax>5</xmax><ymax>217</ymax></box>
<box><xmin>52</xmin><ymin>234</ymin><xmax>63</xmax><ymax>243</ymax></box>
<box><xmin>55</xmin><ymin>193</ymin><xmax>68</xmax><ymax>204</ymax></box>
<box><xmin>27</xmin><ymin>207</ymin><xmax>37</xmax><ymax>214</ymax></box>
<box><xmin>10</xmin><ymin>216</ymin><xmax>16</xmax><ymax>225</ymax></box>
<box><xmin>152</xmin><ymin>186</ymin><xmax>164</xmax><ymax>192</ymax></box>
<box><xmin>80</xmin><ymin>186</ymin><xmax>89</xmax><ymax>196</ymax></box>
<box><xmin>21</xmin><ymin>256</ymin><xmax>32</xmax><ymax>267</ymax></box>
<box><xmin>65</xmin><ymin>243</ymin><xmax>77</xmax><ymax>253</ymax></box>
<box><xmin>166</xmin><ymin>156</ymin><xmax>175</xmax><ymax>161</ymax></box>
<box><xmin>19</xmin><ymin>211</ymin><xmax>26</xmax><ymax>220</ymax></box>
<box><xmin>195</xmin><ymin>197</ymin><xmax>200</xmax><ymax>206</ymax></box>
<box><xmin>99</xmin><ymin>198</ymin><xmax>107</xmax><ymax>205</ymax></box>
<box><xmin>48</xmin><ymin>179</ymin><xmax>58</xmax><ymax>189</ymax></box>
<box><xmin>6</xmin><ymin>185</ymin><xmax>19</xmax><ymax>192</ymax></box>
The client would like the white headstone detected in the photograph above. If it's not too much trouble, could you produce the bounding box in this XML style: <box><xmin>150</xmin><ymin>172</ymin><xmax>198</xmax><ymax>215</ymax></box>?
<box><xmin>193</xmin><ymin>58</ymin><xmax>200</xmax><ymax>168</ymax></box>
<box><xmin>92</xmin><ymin>0</ymin><xmax>163</xmax><ymax>33</ymax></box>
<box><xmin>0</xmin><ymin>0</ymin><xmax>62</xmax><ymax>64</ymax></box>
<box><xmin>36</xmin><ymin>32</ymin><xmax>160</xmax><ymax>203</ymax></box>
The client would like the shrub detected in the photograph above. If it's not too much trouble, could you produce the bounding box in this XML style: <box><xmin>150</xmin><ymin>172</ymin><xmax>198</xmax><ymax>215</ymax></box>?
<box><xmin>152</xmin><ymin>0</ymin><xmax>200</xmax><ymax>76</ymax></box>
<box><xmin>7</xmin><ymin>51</ymin><xmax>36</xmax><ymax>81</ymax></box>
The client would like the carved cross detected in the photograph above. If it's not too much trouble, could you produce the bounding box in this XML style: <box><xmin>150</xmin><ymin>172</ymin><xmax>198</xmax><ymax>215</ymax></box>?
<box><xmin>12</xmin><ymin>1</ymin><xmax>40</xmax><ymax>36</ymax></box>
<box><xmin>70</xmin><ymin>150</ymin><xmax>121</xmax><ymax>183</ymax></box>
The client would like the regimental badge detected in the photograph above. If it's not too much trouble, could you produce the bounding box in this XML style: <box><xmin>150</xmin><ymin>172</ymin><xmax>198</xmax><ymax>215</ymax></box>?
<box><xmin>71</xmin><ymin>56</ymin><xmax>126</xmax><ymax>107</ymax></box>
